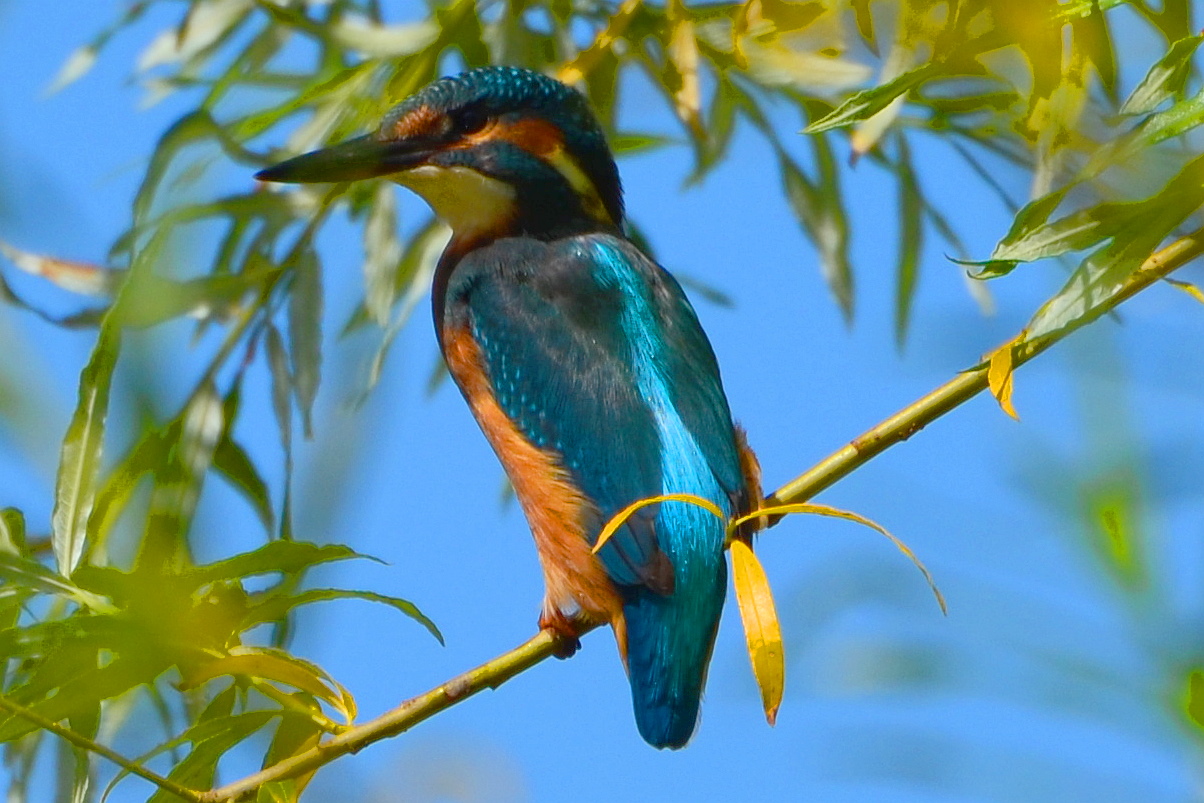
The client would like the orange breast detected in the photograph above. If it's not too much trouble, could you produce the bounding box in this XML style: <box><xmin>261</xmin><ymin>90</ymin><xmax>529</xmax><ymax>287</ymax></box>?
<box><xmin>441</xmin><ymin>325</ymin><xmax>627</xmax><ymax>651</ymax></box>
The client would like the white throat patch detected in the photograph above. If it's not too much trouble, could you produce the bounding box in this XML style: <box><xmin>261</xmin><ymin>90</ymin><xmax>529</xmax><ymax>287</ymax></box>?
<box><xmin>395</xmin><ymin>165</ymin><xmax>518</xmax><ymax>238</ymax></box>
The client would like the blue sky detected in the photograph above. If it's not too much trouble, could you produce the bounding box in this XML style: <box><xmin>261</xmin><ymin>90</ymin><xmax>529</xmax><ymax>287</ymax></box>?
<box><xmin>2</xmin><ymin>1</ymin><xmax>1204</xmax><ymax>801</ymax></box>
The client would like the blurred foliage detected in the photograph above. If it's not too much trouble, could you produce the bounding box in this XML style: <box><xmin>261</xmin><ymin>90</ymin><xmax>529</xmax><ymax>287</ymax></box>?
<box><xmin>0</xmin><ymin>0</ymin><xmax>1202</xmax><ymax>800</ymax></box>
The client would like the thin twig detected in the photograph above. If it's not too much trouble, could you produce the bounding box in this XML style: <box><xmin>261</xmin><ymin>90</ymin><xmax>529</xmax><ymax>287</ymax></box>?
<box><xmin>197</xmin><ymin>229</ymin><xmax>1204</xmax><ymax>800</ymax></box>
<box><xmin>0</xmin><ymin>692</ymin><xmax>204</xmax><ymax>803</ymax></box>
<box><xmin>767</xmin><ymin>228</ymin><xmax>1204</xmax><ymax>511</ymax></box>
<box><xmin>201</xmin><ymin>629</ymin><xmax>573</xmax><ymax>802</ymax></box>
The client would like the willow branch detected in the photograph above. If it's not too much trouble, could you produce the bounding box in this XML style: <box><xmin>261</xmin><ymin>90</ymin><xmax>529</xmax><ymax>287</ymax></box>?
<box><xmin>201</xmin><ymin>629</ymin><xmax>576</xmax><ymax>802</ymax></box>
<box><xmin>0</xmin><ymin>692</ymin><xmax>204</xmax><ymax>803</ymax></box>
<box><xmin>767</xmin><ymin>228</ymin><xmax>1204</xmax><ymax>511</ymax></box>
<box><xmin>192</xmin><ymin>230</ymin><xmax>1204</xmax><ymax>801</ymax></box>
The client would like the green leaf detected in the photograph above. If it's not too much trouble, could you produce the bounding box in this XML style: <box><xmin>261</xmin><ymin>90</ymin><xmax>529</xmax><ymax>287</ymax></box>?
<box><xmin>244</xmin><ymin>588</ymin><xmax>443</xmax><ymax>644</ymax></box>
<box><xmin>0</xmin><ymin>507</ymin><xmax>26</xmax><ymax>554</ymax></box>
<box><xmin>894</xmin><ymin>136</ymin><xmax>923</xmax><ymax>346</ymax></box>
<box><xmin>778</xmin><ymin>146</ymin><xmax>853</xmax><ymax>319</ymax></box>
<box><xmin>52</xmin><ymin>324</ymin><xmax>120</xmax><ymax>575</ymax></box>
<box><xmin>1086</xmin><ymin>86</ymin><xmax>1204</xmax><ymax>176</ymax></box>
<box><xmin>146</xmin><ymin>712</ymin><xmax>276</xmax><ymax>803</ymax></box>
<box><xmin>185</xmin><ymin>541</ymin><xmax>375</xmax><ymax>586</ymax></box>
<box><xmin>288</xmin><ymin>248</ymin><xmax>323</xmax><ymax>438</ymax></box>
<box><xmin>804</xmin><ymin>61</ymin><xmax>939</xmax><ymax>133</ymax></box>
<box><xmin>0</xmin><ymin>553</ymin><xmax>115</xmax><ymax>613</ymax></box>
<box><xmin>362</xmin><ymin>182</ymin><xmax>403</xmax><ymax>326</ymax></box>
<box><xmin>214</xmin><ymin>436</ymin><xmax>274</xmax><ymax>534</ymax></box>
<box><xmin>1118</xmin><ymin>34</ymin><xmax>1203</xmax><ymax>117</ymax></box>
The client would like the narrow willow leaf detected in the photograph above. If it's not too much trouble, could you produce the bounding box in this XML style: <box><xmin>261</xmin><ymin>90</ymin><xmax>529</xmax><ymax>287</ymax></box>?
<box><xmin>52</xmin><ymin>325</ymin><xmax>120</xmax><ymax>575</ymax></box>
<box><xmin>0</xmin><ymin>241</ymin><xmax>122</xmax><ymax>297</ymax></box>
<box><xmin>894</xmin><ymin>137</ymin><xmax>922</xmax><ymax>346</ymax></box>
<box><xmin>1026</xmin><ymin>236</ymin><xmax>1151</xmax><ymax>340</ymax></box>
<box><xmin>779</xmin><ymin>149</ymin><xmax>853</xmax><ymax>319</ymax></box>
<box><xmin>146</xmin><ymin>712</ymin><xmax>276</xmax><ymax>803</ymax></box>
<box><xmin>330</xmin><ymin>18</ymin><xmax>438</xmax><ymax>57</ymax></box>
<box><xmin>46</xmin><ymin>46</ymin><xmax>98</xmax><ymax>94</ymax></box>
<box><xmin>179</xmin><ymin>648</ymin><xmax>349</xmax><ymax>720</ymax></box>
<box><xmin>363</xmin><ymin>183</ymin><xmax>403</xmax><ymax>326</ymax></box>
<box><xmin>259</xmin><ymin>706</ymin><xmax>325</xmax><ymax>802</ymax></box>
<box><xmin>593</xmin><ymin>494</ymin><xmax>725</xmax><ymax>554</ymax></box>
<box><xmin>986</xmin><ymin>341</ymin><xmax>1020</xmax><ymax>420</ymax></box>
<box><xmin>730</xmin><ymin>540</ymin><xmax>783</xmax><ymax>725</ymax></box>
<box><xmin>244</xmin><ymin>587</ymin><xmax>443</xmax><ymax>644</ymax></box>
<box><xmin>1086</xmin><ymin>86</ymin><xmax>1204</xmax><ymax>176</ymax></box>
<box><xmin>0</xmin><ymin>507</ymin><xmax>26</xmax><ymax>554</ymax></box>
<box><xmin>288</xmin><ymin>249</ymin><xmax>323</xmax><ymax>438</ymax></box>
<box><xmin>666</xmin><ymin>0</ymin><xmax>703</xmax><ymax>138</ymax></box>
<box><xmin>0</xmin><ymin>553</ymin><xmax>115</xmax><ymax>612</ymax></box>
<box><xmin>1166</xmin><ymin>277</ymin><xmax>1204</xmax><ymax>304</ymax></box>
<box><xmin>990</xmin><ymin>198</ymin><xmax>1131</xmax><ymax>265</ymax></box>
<box><xmin>1118</xmin><ymin>34</ymin><xmax>1203</xmax><ymax>116</ymax></box>
<box><xmin>214</xmin><ymin>437</ymin><xmax>274</xmax><ymax>533</ymax></box>
<box><xmin>266</xmin><ymin>324</ymin><xmax>292</xmax><ymax>454</ymax></box>
<box><xmin>731</xmin><ymin>502</ymin><xmax>946</xmax><ymax>613</ymax></box>
<box><xmin>185</xmin><ymin>541</ymin><xmax>373</xmax><ymax>585</ymax></box>
<box><xmin>137</xmin><ymin>0</ymin><xmax>251</xmax><ymax>72</ymax></box>
<box><xmin>805</xmin><ymin>61</ymin><xmax>939</xmax><ymax>133</ymax></box>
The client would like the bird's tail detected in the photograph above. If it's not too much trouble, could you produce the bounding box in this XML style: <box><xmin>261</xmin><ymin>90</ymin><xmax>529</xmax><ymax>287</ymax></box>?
<box><xmin>621</xmin><ymin>549</ymin><xmax>726</xmax><ymax>749</ymax></box>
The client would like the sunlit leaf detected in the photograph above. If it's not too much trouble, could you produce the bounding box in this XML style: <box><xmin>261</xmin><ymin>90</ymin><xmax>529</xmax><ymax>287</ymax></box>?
<box><xmin>1165</xmin><ymin>277</ymin><xmax>1204</xmax><ymax>304</ymax></box>
<box><xmin>986</xmin><ymin>339</ymin><xmax>1021</xmax><ymax>420</ymax></box>
<box><xmin>186</xmin><ymin>541</ymin><xmax>375</xmax><ymax>585</ymax></box>
<box><xmin>593</xmin><ymin>493</ymin><xmax>725</xmax><ymax>554</ymax></box>
<box><xmin>805</xmin><ymin>62</ymin><xmax>939</xmax><ymax>133</ymax></box>
<box><xmin>243</xmin><ymin>588</ymin><xmax>443</xmax><ymax>644</ymax></box>
<box><xmin>894</xmin><ymin>136</ymin><xmax>922</xmax><ymax>346</ymax></box>
<box><xmin>146</xmin><ymin>711</ymin><xmax>276</xmax><ymax>803</ymax></box>
<box><xmin>181</xmin><ymin>647</ymin><xmax>354</xmax><ymax>723</ymax></box>
<box><xmin>288</xmin><ymin>248</ymin><xmax>322</xmax><ymax>438</ymax></box>
<box><xmin>1118</xmin><ymin>34</ymin><xmax>1203</xmax><ymax>116</ymax></box>
<box><xmin>0</xmin><ymin>553</ymin><xmax>115</xmax><ymax>612</ymax></box>
<box><xmin>362</xmin><ymin>183</ymin><xmax>403</xmax><ymax>326</ymax></box>
<box><xmin>730</xmin><ymin>540</ymin><xmax>783</xmax><ymax>726</ymax></box>
<box><xmin>52</xmin><ymin>324</ymin><xmax>120</xmax><ymax>575</ymax></box>
<box><xmin>779</xmin><ymin>148</ymin><xmax>853</xmax><ymax>319</ymax></box>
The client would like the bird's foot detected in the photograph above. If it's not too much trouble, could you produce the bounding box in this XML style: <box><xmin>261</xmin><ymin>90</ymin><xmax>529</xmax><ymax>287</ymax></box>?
<box><xmin>539</xmin><ymin>608</ymin><xmax>583</xmax><ymax>659</ymax></box>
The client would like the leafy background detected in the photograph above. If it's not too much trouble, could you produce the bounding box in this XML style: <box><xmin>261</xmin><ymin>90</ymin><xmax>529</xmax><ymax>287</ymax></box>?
<box><xmin>1</xmin><ymin>0</ymin><xmax>1204</xmax><ymax>800</ymax></box>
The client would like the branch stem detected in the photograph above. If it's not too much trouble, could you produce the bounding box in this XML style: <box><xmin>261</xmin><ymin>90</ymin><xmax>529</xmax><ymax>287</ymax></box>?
<box><xmin>0</xmin><ymin>692</ymin><xmax>204</xmax><ymax>803</ymax></box>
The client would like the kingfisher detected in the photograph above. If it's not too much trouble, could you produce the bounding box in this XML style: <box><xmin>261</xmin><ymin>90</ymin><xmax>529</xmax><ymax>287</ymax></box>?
<box><xmin>257</xmin><ymin>65</ymin><xmax>759</xmax><ymax>749</ymax></box>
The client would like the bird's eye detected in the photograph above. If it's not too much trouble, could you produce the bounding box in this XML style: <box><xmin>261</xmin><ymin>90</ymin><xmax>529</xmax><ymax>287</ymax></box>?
<box><xmin>457</xmin><ymin>108</ymin><xmax>491</xmax><ymax>135</ymax></box>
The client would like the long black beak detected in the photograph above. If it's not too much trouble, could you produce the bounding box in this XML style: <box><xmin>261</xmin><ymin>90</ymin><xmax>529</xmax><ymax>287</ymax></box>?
<box><xmin>255</xmin><ymin>134</ymin><xmax>431</xmax><ymax>184</ymax></box>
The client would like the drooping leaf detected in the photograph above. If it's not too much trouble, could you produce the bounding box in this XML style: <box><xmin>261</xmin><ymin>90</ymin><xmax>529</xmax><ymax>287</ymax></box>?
<box><xmin>0</xmin><ymin>553</ymin><xmax>115</xmax><ymax>613</ymax></box>
<box><xmin>986</xmin><ymin>339</ymin><xmax>1021</xmax><ymax>420</ymax></box>
<box><xmin>288</xmin><ymin>248</ymin><xmax>323</xmax><ymax>438</ymax></box>
<box><xmin>805</xmin><ymin>61</ymin><xmax>940</xmax><ymax>133</ymax></box>
<box><xmin>1118</xmin><ymin>34</ymin><xmax>1203</xmax><ymax>117</ymax></box>
<box><xmin>185</xmin><ymin>541</ymin><xmax>375</xmax><ymax>586</ymax></box>
<box><xmin>52</xmin><ymin>324</ymin><xmax>120</xmax><ymax>576</ymax></box>
<box><xmin>180</xmin><ymin>647</ymin><xmax>354</xmax><ymax>723</ymax></box>
<box><xmin>730</xmin><ymin>540</ymin><xmax>783</xmax><ymax>726</ymax></box>
<box><xmin>894</xmin><ymin>136</ymin><xmax>923</xmax><ymax>346</ymax></box>
<box><xmin>243</xmin><ymin>587</ymin><xmax>442</xmax><ymax>644</ymax></box>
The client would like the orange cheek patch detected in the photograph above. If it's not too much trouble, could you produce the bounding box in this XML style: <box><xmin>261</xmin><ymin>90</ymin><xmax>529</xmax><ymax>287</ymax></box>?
<box><xmin>496</xmin><ymin>117</ymin><xmax>565</xmax><ymax>156</ymax></box>
<box><xmin>391</xmin><ymin>104</ymin><xmax>446</xmax><ymax>139</ymax></box>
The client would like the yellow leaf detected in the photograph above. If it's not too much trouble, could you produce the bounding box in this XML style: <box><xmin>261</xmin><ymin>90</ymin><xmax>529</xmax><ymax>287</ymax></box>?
<box><xmin>986</xmin><ymin>340</ymin><xmax>1020</xmax><ymax>420</ymax></box>
<box><xmin>731</xmin><ymin>540</ymin><xmax>783</xmax><ymax>725</ymax></box>
<box><xmin>667</xmin><ymin>0</ymin><xmax>703</xmax><ymax>138</ymax></box>
<box><xmin>593</xmin><ymin>493</ymin><xmax>726</xmax><ymax>554</ymax></box>
<box><xmin>1166</xmin><ymin>277</ymin><xmax>1204</xmax><ymax>304</ymax></box>
<box><xmin>556</xmin><ymin>0</ymin><xmax>641</xmax><ymax>85</ymax></box>
<box><xmin>181</xmin><ymin>648</ymin><xmax>355</xmax><ymax>723</ymax></box>
<box><xmin>730</xmin><ymin>502</ymin><xmax>946</xmax><ymax>615</ymax></box>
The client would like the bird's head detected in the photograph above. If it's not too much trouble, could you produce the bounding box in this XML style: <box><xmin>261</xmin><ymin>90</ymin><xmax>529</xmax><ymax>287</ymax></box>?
<box><xmin>257</xmin><ymin>66</ymin><xmax>623</xmax><ymax>241</ymax></box>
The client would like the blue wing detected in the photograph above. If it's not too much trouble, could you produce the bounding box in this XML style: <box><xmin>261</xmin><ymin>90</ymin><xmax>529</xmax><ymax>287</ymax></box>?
<box><xmin>443</xmin><ymin>232</ymin><xmax>745</xmax><ymax>591</ymax></box>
